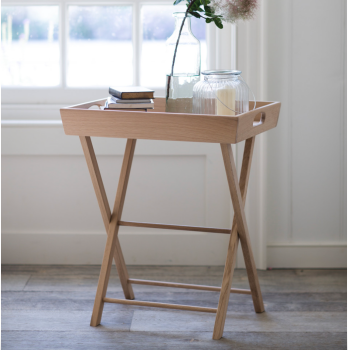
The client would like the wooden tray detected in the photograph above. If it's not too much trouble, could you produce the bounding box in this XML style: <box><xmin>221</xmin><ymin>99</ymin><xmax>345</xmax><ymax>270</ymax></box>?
<box><xmin>60</xmin><ymin>97</ymin><xmax>281</xmax><ymax>144</ymax></box>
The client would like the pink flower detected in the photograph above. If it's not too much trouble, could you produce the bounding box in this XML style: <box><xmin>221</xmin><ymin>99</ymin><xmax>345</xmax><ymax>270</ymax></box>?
<box><xmin>210</xmin><ymin>0</ymin><xmax>258</xmax><ymax>23</ymax></box>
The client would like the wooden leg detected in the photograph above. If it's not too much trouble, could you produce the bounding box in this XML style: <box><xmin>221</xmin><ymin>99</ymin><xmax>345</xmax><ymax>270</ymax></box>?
<box><xmin>223</xmin><ymin>139</ymin><xmax>264</xmax><ymax>315</ymax></box>
<box><xmin>213</xmin><ymin>137</ymin><xmax>264</xmax><ymax>339</ymax></box>
<box><xmin>80</xmin><ymin>138</ymin><xmax>137</xmax><ymax>326</ymax></box>
<box><xmin>228</xmin><ymin>137</ymin><xmax>264</xmax><ymax>313</ymax></box>
<box><xmin>80</xmin><ymin>136</ymin><xmax>134</xmax><ymax>300</ymax></box>
<box><xmin>213</xmin><ymin>223</ymin><xmax>239</xmax><ymax>340</ymax></box>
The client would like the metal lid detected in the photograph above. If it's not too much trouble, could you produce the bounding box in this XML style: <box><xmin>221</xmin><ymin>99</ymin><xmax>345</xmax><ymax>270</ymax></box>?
<box><xmin>202</xmin><ymin>70</ymin><xmax>242</xmax><ymax>76</ymax></box>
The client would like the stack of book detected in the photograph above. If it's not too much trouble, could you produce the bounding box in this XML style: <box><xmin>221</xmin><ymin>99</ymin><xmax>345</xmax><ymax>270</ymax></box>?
<box><xmin>105</xmin><ymin>86</ymin><xmax>155</xmax><ymax>111</ymax></box>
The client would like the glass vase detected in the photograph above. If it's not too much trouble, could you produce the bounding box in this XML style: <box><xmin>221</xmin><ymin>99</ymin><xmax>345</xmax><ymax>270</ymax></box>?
<box><xmin>165</xmin><ymin>12</ymin><xmax>200</xmax><ymax>113</ymax></box>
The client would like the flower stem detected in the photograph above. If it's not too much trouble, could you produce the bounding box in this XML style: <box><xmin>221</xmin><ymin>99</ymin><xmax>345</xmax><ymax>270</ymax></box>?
<box><xmin>166</xmin><ymin>0</ymin><xmax>196</xmax><ymax>100</ymax></box>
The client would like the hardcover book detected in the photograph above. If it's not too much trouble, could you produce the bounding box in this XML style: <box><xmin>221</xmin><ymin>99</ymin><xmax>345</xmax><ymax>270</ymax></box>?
<box><xmin>105</xmin><ymin>97</ymin><xmax>153</xmax><ymax>110</ymax></box>
<box><xmin>104</xmin><ymin>108</ymin><xmax>148</xmax><ymax>111</ymax></box>
<box><xmin>110</xmin><ymin>95</ymin><xmax>152</xmax><ymax>104</ymax></box>
<box><xmin>109</xmin><ymin>86</ymin><xmax>155</xmax><ymax>99</ymax></box>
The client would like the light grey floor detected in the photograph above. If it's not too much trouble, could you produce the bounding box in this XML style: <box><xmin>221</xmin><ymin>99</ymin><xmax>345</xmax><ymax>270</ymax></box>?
<box><xmin>2</xmin><ymin>265</ymin><xmax>347</xmax><ymax>349</ymax></box>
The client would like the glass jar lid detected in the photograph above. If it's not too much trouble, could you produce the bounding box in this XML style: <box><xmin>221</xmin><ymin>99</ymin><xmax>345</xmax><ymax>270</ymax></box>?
<box><xmin>202</xmin><ymin>70</ymin><xmax>242</xmax><ymax>76</ymax></box>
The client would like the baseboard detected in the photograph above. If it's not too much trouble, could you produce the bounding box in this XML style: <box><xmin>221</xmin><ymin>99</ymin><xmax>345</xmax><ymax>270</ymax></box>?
<box><xmin>1</xmin><ymin>231</ymin><xmax>230</xmax><ymax>266</ymax></box>
<box><xmin>2</xmin><ymin>233</ymin><xmax>346</xmax><ymax>268</ymax></box>
<box><xmin>267</xmin><ymin>243</ymin><xmax>347</xmax><ymax>268</ymax></box>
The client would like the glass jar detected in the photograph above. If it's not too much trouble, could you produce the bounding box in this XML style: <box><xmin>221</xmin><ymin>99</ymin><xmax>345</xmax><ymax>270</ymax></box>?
<box><xmin>193</xmin><ymin>70</ymin><xmax>250</xmax><ymax>116</ymax></box>
<box><xmin>165</xmin><ymin>12</ymin><xmax>200</xmax><ymax>113</ymax></box>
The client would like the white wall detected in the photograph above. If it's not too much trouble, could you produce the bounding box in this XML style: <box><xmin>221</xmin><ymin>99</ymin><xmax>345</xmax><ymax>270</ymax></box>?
<box><xmin>237</xmin><ymin>0</ymin><xmax>347</xmax><ymax>267</ymax></box>
<box><xmin>2</xmin><ymin>0</ymin><xmax>346</xmax><ymax>268</ymax></box>
<box><xmin>1</xmin><ymin>120</ymin><xmax>235</xmax><ymax>265</ymax></box>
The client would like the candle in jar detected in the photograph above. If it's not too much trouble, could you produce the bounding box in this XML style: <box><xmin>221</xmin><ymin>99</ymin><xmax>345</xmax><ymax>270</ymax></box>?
<box><xmin>216</xmin><ymin>87</ymin><xmax>236</xmax><ymax>116</ymax></box>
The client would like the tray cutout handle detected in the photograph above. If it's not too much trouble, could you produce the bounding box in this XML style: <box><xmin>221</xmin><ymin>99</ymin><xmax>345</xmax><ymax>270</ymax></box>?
<box><xmin>88</xmin><ymin>105</ymin><xmax>103</xmax><ymax>110</ymax></box>
<box><xmin>253</xmin><ymin>112</ymin><xmax>266</xmax><ymax>127</ymax></box>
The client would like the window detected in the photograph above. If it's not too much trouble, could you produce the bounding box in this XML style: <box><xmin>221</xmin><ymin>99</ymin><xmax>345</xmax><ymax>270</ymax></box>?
<box><xmin>1</xmin><ymin>0</ymin><xmax>207</xmax><ymax>104</ymax></box>
<box><xmin>2</xmin><ymin>6</ymin><xmax>59</xmax><ymax>86</ymax></box>
<box><xmin>67</xmin><ymin>6</ymin><xmax>133</xmax><ymax>87</ymax></box>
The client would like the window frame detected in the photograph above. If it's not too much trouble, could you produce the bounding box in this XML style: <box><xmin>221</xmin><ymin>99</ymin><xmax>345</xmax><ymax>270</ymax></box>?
<box><xmin>1</xmin><ymin>0</ymin><xmax>212</xmax><ymax>104</ymax></box>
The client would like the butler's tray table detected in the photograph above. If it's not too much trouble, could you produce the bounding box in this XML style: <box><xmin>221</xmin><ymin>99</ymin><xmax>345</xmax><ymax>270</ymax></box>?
<box><xmin>60</xmin><ymin>97</ymin><xmax>281</xmax><ymax>340</ymax></box>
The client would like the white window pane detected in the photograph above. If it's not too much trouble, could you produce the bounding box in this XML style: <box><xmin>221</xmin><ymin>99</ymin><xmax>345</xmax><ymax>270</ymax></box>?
<box><xmin>1</xmin><ymin>6</ymin><xmax>59</xmax><ymax>87</ymax></box>
<box><xmin>141</xmin><ymin>5</ymin><xmax>206</xmax><ymax>88</ymax></box>
<box><xmin>67</xmin><ymin>6</ymin><xmax>133</xmax><ymax>87</ymax></box>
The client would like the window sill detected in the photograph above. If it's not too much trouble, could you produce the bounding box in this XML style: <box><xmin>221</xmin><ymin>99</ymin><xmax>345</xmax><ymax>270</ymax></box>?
<box><xmin>2</xmin><ymin>104</ymin><xmax>64</xmax><ymax>120</ymax></box>
<box><xmin>2</xmin><ymin>120</ymin><xmax>63</xmax><ymax>127</ymax></box>
<box><xmin>2</xmin><ymin>87</ymin><xmax>165</xmax><ymax>106</ymax></box>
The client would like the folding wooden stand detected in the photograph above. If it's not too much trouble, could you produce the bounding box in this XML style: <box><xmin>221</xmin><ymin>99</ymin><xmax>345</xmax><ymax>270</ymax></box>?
<box><xmin>60</xmin><ymin>98</ymin><xmax>280</xmax><ymax>340</ymax></box>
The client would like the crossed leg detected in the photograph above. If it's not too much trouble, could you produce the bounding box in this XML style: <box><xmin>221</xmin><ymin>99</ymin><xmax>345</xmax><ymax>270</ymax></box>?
<box><xmin>213</xmin><ymin>137</ymin><xmax>264</xmax><ymax>340</ymax></box>
<box><xmin>80</xmin><ymin>135</ymin><xmax>264</xmax><ymax>335</ymax></box>
<box><xmin>80</xmin><ymin>137</ymin><xmax>137</xmax><ymax>325</ymax></box>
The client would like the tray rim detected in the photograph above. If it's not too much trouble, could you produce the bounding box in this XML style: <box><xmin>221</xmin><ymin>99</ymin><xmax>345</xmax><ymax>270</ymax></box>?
<box><xmin>60</xmin><ymin>98</ymin><xmax>281</xmax><ymax>144</ymax></box>
<box><xmin>61</xmin><ymin>97</ymin><xmax>280</xmax><ymax>122</ymax></box>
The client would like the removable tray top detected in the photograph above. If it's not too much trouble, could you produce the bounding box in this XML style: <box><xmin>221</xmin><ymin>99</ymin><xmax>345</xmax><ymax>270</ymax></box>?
<box><xmin>60</xmin><ymin>97</ymin><xmax>280</xmax><ymax>144</ymax></box>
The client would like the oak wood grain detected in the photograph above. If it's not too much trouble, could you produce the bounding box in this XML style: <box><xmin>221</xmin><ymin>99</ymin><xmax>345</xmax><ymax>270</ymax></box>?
<box><xmin>79</xmin><ymin>136</ymin><xmax>134</xmax><ymax>300</ymax></box>
<box><xmin>103</xmin><ymin>298</ymin><xmax>217</xmax><ymax>313</ymax></box>
<box><xmin>61</xmin><ymin>99</ymin><xmax>280</xmax><ymax>144</ymax></box>
<box><xmin>213</xmin><ymin>137</ymin><xmax>264</xmax><ymax>340</ymax></box>
<box><xmin>90</xmin><ymin>139</ymin><xmax>137</xmax><ymax>327</ymax></box>
<box><xmin>118</xmin><ymin>221</ymin><xmax>231</xmax><ymax>234</ymax></box>
<box><xmin>128</xmin><ymin>279</ymin><xmax>252</xmax><ymax>295</ymax></box>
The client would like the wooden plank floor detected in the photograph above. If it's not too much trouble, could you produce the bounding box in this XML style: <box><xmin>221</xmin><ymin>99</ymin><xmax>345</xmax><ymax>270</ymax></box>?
<box><xmin>2</xmin><ymin>265</ymin><xmax>347</xmax><ymax>349</ymax></box>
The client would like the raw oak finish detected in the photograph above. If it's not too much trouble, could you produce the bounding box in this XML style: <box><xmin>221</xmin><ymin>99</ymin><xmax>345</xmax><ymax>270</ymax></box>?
<box><xmin>224</xmin><ymin>138</ymin><xmax>264</xmax><ymax>313</ymax></box>
<box><xmin>87</xmin><ymin>136</ymin><xmax>264</xmax><ymax>337</ymax></box>
<box><xmin>79</xmin><ymin>136</ymin><xmax>134</xmax><ymax>300</ymax></box>
<box><xmin>60</xmin><ymin>98</ymin><xmax>280</xmax><ymax>144</ymax></box>
<box><xmin>213</xmin><ymin>137</ymin><xmax>264</xmax><ymax>340</ymax></box>
<box><xmin>118</xmin><ymin>220</ymin><xmax>231</xmax><ymax>234</ymax></box>
<box><xmin>59</xmin><ymin>98</ymin><xmax>280</xmax><ymax>339</ymax></box>
<box><xmin>128</xmin><ymin>279</ymin><xmax>252</xmax><ymax>295</ymax></box>
<box><xmin>90</xmin><ymin>139</ymin><xmax>136</xmax><ymax>327</ymax></box>
<box><xmin>103</xmin><ymin>298</ymin><xmax>217</xmax><ymax>313</ymax></box>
